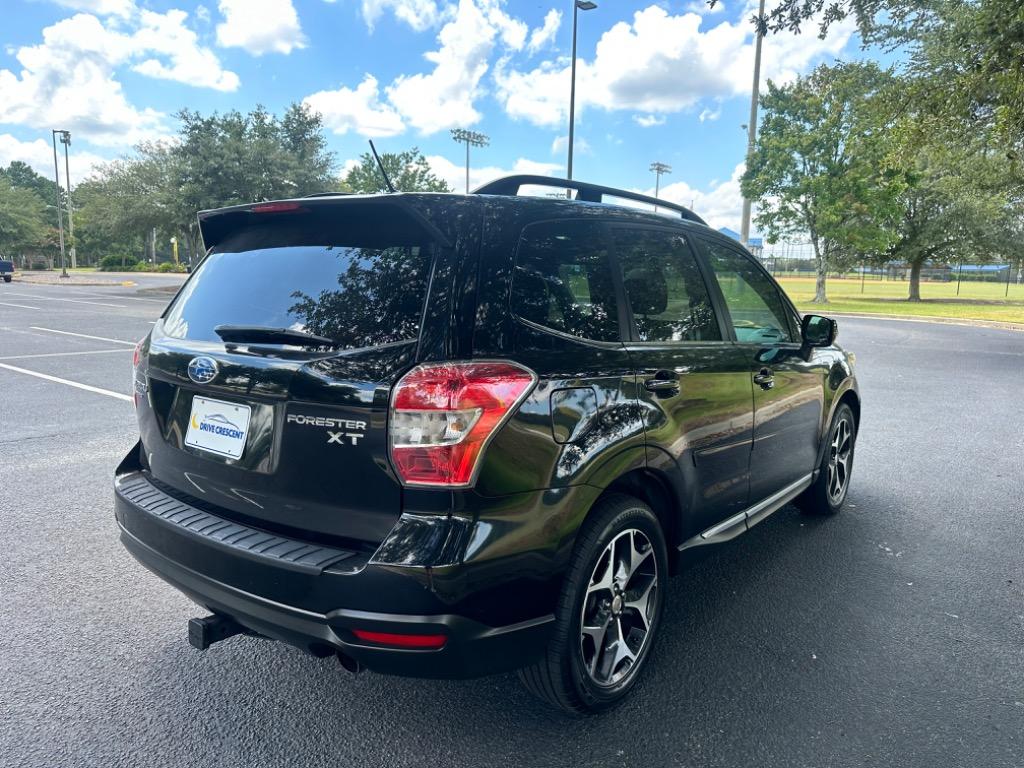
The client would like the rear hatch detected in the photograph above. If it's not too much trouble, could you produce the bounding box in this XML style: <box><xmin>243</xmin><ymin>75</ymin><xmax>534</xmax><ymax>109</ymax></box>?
<box><xmin>138</xmin><ymin>197</ymin><xmax>451</xmax><ymax>548</ymax></box>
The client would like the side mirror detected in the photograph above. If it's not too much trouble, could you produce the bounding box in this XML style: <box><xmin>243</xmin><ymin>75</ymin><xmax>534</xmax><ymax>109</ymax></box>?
<box><xmin>802</xmin><ymin>314</ymin><xmax>837</xmax><ymax>347</ymax></box>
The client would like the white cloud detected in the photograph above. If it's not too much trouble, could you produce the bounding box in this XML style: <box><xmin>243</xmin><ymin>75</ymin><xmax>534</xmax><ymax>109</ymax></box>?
<box><xmin>496</xmin><ymin>4</ymin><xmax>855</xmax><ymax>127</ymax></box>
<box><xmin>527</xmin><ymin>9</ymin><xmax>561</xmax><ymax>55</ymax></box>
<box><xmin>385</xmin><ymin>0</ymin><xmax>527</xmax><ymax>134</ymax></box>
<box><xmin>637</xmin><ymin>162</ymin><xmax>746</xmax><ymax>231</ymax></box>
<box><xmin>0</xmin><ymin>14</ymin><xmax>166</xmax><ymax>146</ymax></box>
<box><xmin>633</xmin><ymin>114</ymin><xmax>666</xmax><ymax>127</ymax></box>
<box><xmin>698</xmin><ymin>105</ymin><xmax>721</xmax><ymax>122</ymax></box>
<box><xmin>133</xmin><ymin>10</ymin><xmax>239</xmax><ymax>91</ymax></box>
<box><xmin>0</xmin><ymin>134</ymin><xmax>108</xmax><ymax>180</ymax></box>
<box><xmin>51</xmin><ymin>0</ymin><xmax>135</xmax><ymax>17</ymax></box>
<box><xmin>304</xmin><ymin>75</ymin><xmax>405</xmax><ymax>137</ymax></box>
<box><xmin>216</xmin><ymin>0</ymin><xmax>306</xmax><ymax>55</ymax></box>
<box><xmin>0</xmin><ymin>9</ymin><xmax>241</xmax><ymax>146</ymax></box>
<box><xmin>425</xmin><ymin>154</ymin><xmax>561</xmax><ymax>192</ymax></box>
<box><xmin>685</xmin><ymin>0</ymin><xmax>724</xmax><ymax>14</ymax></box>
<box><xmin>550</xmin><ymin>134</ymin><xmax>590</xmax><ymax>155</ymax></box>
<box><xmin>354</xmin><ymin>0</ymin><xmax>445</xmax><ymax>32</ymax></box>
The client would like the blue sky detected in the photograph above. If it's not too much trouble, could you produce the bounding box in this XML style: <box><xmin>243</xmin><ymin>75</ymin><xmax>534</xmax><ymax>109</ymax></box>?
<box><xmin>1</xmin><ymin>0</ymin><xmax>862</xmax><ymax>230</ymax></box>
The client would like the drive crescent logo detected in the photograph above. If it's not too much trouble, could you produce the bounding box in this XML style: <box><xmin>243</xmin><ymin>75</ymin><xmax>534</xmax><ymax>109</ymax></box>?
<box><xmin>187</xmin><ymin>356</ymin><xmax>218</xmax><ymax>384</ymax></box>
<box><xmin>191</xmin><ymin>414</ymin><xmax>200</xmax><ymax>429</ymax></box>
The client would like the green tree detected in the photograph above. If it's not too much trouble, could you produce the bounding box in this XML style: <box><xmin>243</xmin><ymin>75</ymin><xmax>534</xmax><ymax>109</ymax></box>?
<box><xmin>742</xmin><ymin>62</ymin><xmax>901</xmax><ymax>303</ymax></box>
<box><xmin>0</xmin><ymin>176</ymin><xmax>48</xmax><ymax>259</ymax></box>
<box><xmin>877</xmin><ymin>131</ymin><xmax>1022</xmax><ymax>300</ymax></box>
<box><xmin>342</xmin><ymin>147</ymin><xmax>451</xmax><ymax>194</ymax></box>
<box><xmin>0</xmin><ymin>161</ymin><xmax>58</xmax><ymax>208</ymax></box>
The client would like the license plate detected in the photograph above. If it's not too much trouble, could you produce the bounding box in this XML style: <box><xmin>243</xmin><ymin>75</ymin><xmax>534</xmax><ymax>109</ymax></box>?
<box><xmin>184</xmin><ymin>396</ymin><xmax>252</xmax><ymax>459</ymax></box>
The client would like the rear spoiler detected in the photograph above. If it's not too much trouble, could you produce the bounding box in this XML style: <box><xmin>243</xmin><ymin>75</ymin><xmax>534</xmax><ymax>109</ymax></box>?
<box><xmin>197</xmin><ymin>195</ymin><xmax>454</xmax><ymax>252</ymax></box>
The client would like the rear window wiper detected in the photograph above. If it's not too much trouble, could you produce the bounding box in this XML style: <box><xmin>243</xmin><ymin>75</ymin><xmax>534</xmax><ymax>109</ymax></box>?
<box><xmin>214</xmin><ymin>325</ymin><xmax>338</xmax><ymax>348</ymax></box>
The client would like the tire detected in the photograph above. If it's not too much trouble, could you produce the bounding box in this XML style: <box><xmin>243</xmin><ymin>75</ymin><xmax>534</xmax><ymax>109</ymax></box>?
<box><xmin>797</xmin><ymin>402</ymin><xmax>856</xmax><ymax>515</ymax></box>
<box><xmin>518</xmin><ymin>493</ymin><xmax>668</xmax><ymax>715</ymax></box>
<box><xmin>2</xmin><ymin>275</ymin><xmax>11</xmax><ymax>283</ymax></box>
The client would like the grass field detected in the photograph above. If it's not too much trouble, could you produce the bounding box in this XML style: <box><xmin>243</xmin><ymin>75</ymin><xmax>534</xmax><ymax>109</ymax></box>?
<box><xmin>777</xmin><ymin>277</ymin><xmax>1024</xmax><ymax>325</ymax></box>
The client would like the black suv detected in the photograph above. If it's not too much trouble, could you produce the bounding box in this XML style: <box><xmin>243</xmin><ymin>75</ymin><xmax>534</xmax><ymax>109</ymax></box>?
<box><xmin>116</xmin><ymin>176</ymin><xmax>859</xmax><ymax>714</ymax></box>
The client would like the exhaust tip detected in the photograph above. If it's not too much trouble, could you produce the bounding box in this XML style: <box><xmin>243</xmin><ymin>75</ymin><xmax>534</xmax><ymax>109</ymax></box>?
<box><xmin>337</xmin><ymin>651</ymin><xmax>364</xmax><ymax>675</ymax></box>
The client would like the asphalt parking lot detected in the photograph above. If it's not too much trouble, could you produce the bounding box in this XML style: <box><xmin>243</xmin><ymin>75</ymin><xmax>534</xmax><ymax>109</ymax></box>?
<box><xmin>2</xmin><ymin>280</ymin><xmax>1022</xmax><ymax>768</ymax></box>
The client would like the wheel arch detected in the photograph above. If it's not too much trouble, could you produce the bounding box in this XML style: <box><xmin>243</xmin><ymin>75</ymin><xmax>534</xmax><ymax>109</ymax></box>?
<box><xmin>593</xmin><ymin>467</ymin><xmax>683</xmax><ymax>574</ymax></box>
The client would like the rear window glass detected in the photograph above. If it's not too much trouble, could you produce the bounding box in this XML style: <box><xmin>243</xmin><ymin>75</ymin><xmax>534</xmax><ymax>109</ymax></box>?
<box><xmin>163</xmin><ymin>215</ymin><xmax>433</xmax><ymax>350</ymax></box>
<box><xmin>511</xmin><ymin>220</ymin><xmax>619</xmax><ymax>342</ymax></box>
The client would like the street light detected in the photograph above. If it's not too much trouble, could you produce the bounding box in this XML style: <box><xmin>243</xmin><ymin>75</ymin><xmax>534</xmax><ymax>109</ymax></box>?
<box><xmin>450</xmin><ymin>128</ymin><xmax>489</xmax><ymax>193</ymax></box>
<box><xmin>567</xmin><ymin>0</ymin><xmax>597</xmax><ymax>191</ymax></box>
<box><xmin>58</xmin><ymin>130</ymin><xmax>76</xmax><ymax>269</ymax></box>
<box><xmin>739</xmin><ymin>0</ymin><xmax>767</xmax><ymax>246</ymax></box>
<box><xmin>50</xmin><ymin>129</ymin><xmax>70</xmax><ymax>278</ymax></box>
<box><xmin>649</xmin><ymin>161</ymin><xmax>671</xmax><ymax>212</ymax></box>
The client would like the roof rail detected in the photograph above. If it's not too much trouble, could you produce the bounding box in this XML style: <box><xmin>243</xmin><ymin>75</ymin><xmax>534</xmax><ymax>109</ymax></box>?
<box><xmin>471</xmin><ymin>175</ymin><xmax>706</xmax><ymax>225</ymax></box>
<box><xmin>301</xmin><ymin>191</ymin><xmax>354</xmax><ymax>198</ymax></box>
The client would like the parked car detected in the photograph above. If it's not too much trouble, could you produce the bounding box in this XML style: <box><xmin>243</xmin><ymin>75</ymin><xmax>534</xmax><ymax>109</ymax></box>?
<box><xmin>115</xmin><ymin>176</ymin><xmax>859</xmax><ymax>714</ymax></box>
<box><xmin>0</xmin><ymin>259</ymin><xmax>13</xmax><ymax>282</ymax></box>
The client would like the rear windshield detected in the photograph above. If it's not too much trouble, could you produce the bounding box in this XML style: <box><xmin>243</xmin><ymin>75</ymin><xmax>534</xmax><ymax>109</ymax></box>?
<box><xmin>163</xmin><ymin>217</ymin><xmax>434</xmax><ymax>350</ymax></box>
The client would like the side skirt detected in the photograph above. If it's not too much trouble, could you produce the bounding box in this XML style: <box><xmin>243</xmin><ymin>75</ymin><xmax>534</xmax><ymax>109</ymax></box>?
<box><xmin>678</xmin><ymin>473</ymin><xmax>814</xmax><ymax>552</ymax></box>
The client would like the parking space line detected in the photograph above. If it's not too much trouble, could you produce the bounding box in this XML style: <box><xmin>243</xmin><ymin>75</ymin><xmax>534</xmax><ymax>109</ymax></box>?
<box><xmin>0</xmin><ymin>301</ymin><xmax>41</xmax><ymax>310</ymax></box>
<box><xmin>0</xmin><ymin>362</ymin><xmax>132</xmax><ymax>402</ymax></box>
<box><xmin>6</xmin><ymin>291</ymin><xmax>126</xmax><ymax>308</ymax></box>
<box><xmin>30</xmin><ymin>327</ymin><xmax>139</xmax><ymax>346</ymax></box>
<box><xmin>0</xmin><ymin>348</ymin><xmax>133</xmax><ymax>361</ymax></box>
<box><xmin>72</xmin><ymin>293</ymin><xmax>169</xmax><ymax>304</ymax></box>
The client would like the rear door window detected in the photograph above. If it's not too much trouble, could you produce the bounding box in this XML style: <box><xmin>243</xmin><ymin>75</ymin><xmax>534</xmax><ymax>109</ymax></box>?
<box><xmin>163</xmin><ymin>213</ymin><xmax>434</xmax><ymax>350</ymax></box>
<box><xmin>615</xmin><ymin>228</ymin><xmax>721</xmax><ymax>342</ymax></box>
<box><xmin>511</xmin><ymin>220</ymin><xmax>620</xmax><ymax>342</ymax></box>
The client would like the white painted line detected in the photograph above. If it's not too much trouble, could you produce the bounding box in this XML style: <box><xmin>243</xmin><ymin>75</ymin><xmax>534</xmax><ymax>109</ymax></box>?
<box><xmin>0</xmin><ymin>301</ymin><xmax>41</xmax><ymax>310</ymax></box>
<box><xmin>6</xmin><ymin>291</ymin><xmax>125</xmax><ymax>308</ymax></box>
<box><xmin>30</xmin><ymin>326</ymin><xmax>138</xmax><ymax>346</ymax></box>
<box><xmin>70</xmin><ymin>292</ymin><xmax>168</xmax><ymax>304</ymax></box>
<box><xmin>0</xmin><ymin>362</ymin><xmax>132</xmax><ymax>402</ymax></box>
<box><xmin>0</xmin><ymin>348</ymin><xmax>133</xmax><ymax>361</ymax></box>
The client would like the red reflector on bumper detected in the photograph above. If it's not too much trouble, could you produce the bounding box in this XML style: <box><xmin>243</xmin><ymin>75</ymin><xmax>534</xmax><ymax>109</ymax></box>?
<box><xmin>351</xmin><ymin>629</ymin><xmax>447</xmax><ymax>649</ymax></box>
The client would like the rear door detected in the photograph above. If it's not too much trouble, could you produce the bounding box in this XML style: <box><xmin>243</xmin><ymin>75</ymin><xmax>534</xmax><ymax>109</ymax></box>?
<box><xmin>138</xmin><ymin>200</ymin><xmax>455</xmax><ymax>547</ymax></box>
<box><xmin>696</xmin><ymin>237</ymin><xmax>824</xmax><ymax>504</ymax></box>
<box><xmin>614</xmin><ymin>225</ymin><xmax>755</xmax><ymax>538</ymax></box>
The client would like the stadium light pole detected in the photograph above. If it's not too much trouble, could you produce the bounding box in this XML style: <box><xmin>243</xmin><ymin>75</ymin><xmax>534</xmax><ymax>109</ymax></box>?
<box><xmin>59</xmin><ymin>130</ymin><xmax>76</xmax><ymax>269</ymax></box>
<box><xmin>450</xmin><ymin>129</ymin><xmax>489</xmax><ymax>193</ymax></box>
<box><xmin>739</xmin><ymin>0</ymin><xmax>766</xmax><ymax>246</ymax></box>
<box><xmin>50</xmin><ymin>129</ymin><xmax>69</xmax><ymax>279</ymax></box>
<box><xmin>567</xmin><ymin>0</ymin><xmax>597</xmax><ymax>193</ymax></box>
<box><xmin>649</xmin><ymin>161</ymin><xmax>671</xmax><ymax>212</ymax></box>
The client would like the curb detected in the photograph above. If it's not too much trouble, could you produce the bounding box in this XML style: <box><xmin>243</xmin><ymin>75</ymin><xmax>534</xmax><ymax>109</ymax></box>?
<box><xmin>822</xmin><ymin>312</ymin><xmax>1024</xmax><ymax>332</ymax></box>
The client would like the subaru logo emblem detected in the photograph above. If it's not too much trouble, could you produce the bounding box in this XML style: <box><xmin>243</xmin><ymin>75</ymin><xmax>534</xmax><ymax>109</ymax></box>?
<box><xmin>187</xmin><ymin>356</ymin><xmax>218</xmax><ymax>385</ymax></box>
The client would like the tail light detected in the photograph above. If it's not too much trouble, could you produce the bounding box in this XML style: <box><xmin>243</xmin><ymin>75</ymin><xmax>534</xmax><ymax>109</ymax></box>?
<box><xmin>132</xmin><ymin>338</ymin><xmax>145</xmax><ymax>407</ymax></box>
<box><xmin>389</xmin><ymin>361</ymin><xmax>536</xmax><ymax>487</ymax></box>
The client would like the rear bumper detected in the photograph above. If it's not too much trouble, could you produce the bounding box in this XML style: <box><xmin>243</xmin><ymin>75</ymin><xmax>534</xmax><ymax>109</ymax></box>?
<box><xmin>115</xmin><ymin>469</ymin><xmax>554</xmax><ymax>679</ymax></box>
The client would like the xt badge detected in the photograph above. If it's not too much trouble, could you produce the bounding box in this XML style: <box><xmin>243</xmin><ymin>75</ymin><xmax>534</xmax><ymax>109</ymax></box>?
<box><xmin>287</xmin><ymin>413</ymin><xmax>366</xmax><ymax>446</ymax></box>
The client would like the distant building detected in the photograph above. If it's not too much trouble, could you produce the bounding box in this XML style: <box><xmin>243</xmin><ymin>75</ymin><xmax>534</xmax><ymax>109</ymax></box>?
<box><xmin>718</xmin><ymin>227</ymin><xmax>763</xmax><ymax>258</ymax></box>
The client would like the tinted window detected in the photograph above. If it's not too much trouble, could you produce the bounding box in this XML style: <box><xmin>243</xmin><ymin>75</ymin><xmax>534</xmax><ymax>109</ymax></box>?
<box><xmin>702</xmin><ymin>240</ymin><xmax>796</xmax><ymax>343</ymax></box>
<box><xmin>512</xmin><ymin>220</ymin><xmax>619</xmax><ymax>342</ymax></box>
<box><xmin>164</xmin><ymin>226</ymin><xmax>432</xmax><ymax>350</ymax></box>
<box><xmin>616</xmin><ymin>229</ymin><xmax>720</xmax><ymax>342</ymax></box>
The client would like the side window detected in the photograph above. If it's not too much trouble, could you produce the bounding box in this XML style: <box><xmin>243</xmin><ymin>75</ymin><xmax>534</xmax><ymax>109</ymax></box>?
<box><xmin>511</xmin><ymin>220</ymin><xmax>619</xmax><ymax>342</ymax></box>
<box><xmin>615</xmin><ymin>229</ymin><xmax>721</xmax><ymax>342</ymax></box>
<box><xmin>701</xmin><ymin>240</ymin><xmax>796</xmax><ymax>343</ymax></box>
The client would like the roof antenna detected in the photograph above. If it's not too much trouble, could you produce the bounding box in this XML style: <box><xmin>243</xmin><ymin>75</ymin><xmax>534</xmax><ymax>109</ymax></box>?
<box><xmin>368</xmin><ymin>140</ymin><xmax>396</xmax><ymax>193</ymax></box>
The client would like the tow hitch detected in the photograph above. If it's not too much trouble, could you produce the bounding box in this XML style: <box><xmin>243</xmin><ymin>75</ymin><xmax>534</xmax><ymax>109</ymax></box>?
<box><xmin>188</xmin><ymin>614</ymin><xmax>243</xmax><ymax>650</ymax></box>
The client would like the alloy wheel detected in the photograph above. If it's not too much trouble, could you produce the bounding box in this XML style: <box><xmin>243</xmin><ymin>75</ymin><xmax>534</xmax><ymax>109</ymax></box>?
<box><xmin>579</xmin><ymin>528</ymin><xmax>658</xmax><ymax>687</ymax></box>
<box><xmin>827</xmin><ymin>414</ymin><xmax>853</xmax><ymax>504</ymax></box>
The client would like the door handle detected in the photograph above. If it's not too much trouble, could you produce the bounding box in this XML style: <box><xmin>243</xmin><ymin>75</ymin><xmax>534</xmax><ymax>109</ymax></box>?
<box><xmin>644</xmin><ymin>373</ymin><xmax>680</xmax><ymax>396</ymax></box>
<box><xmin>753</xmin><ymin>367</ymin><xmax>775</xmax><ymax>390</ymax></box>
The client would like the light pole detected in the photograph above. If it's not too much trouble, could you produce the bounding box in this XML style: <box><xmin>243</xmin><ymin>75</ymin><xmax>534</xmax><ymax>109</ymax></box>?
<box><xmin>739</xmin><ymin>0</ymin><xmax>766</xmax><ymax>246</ymax></box>
<box><xmin>450</xmin><ymin>129</ymin><xmax>489</xmax><ymax>193</ymax></box>
<box><xmin>567</xmin><ymin>0</ymin><xmax>597</xmax><ymax>190</ymax></box>
<box><xmin>50</xmin><ymin>129</ymin><xmax>69</xmax><ymax>278</ymax></box>
<box><xmin>58</xmin><ymin>130</ymin><xmax>76</xmax><ymax>269</ymax></box>
<box><xmin>649</xmin><ymin>162</ymin><xmax>671</xmax><ymax>212</ymax></box>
